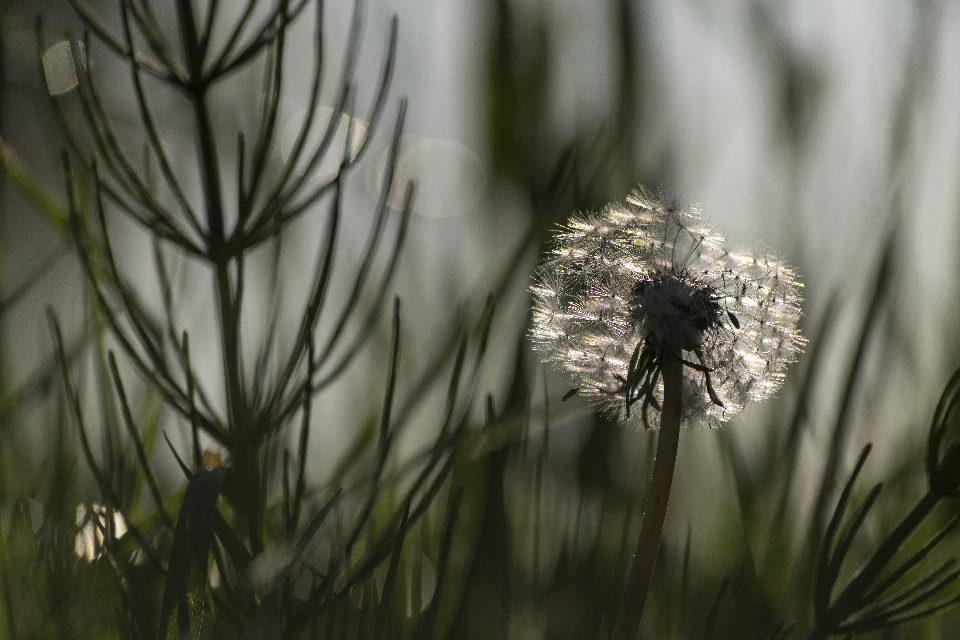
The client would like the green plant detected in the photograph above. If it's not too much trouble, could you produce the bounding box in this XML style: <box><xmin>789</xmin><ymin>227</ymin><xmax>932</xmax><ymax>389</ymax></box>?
<box><xmin>2</xmin><ymin>1</ymin><xmax>959</xmax><ymax>639</ymax></box>
<box><xmin>32</xmin><ymin>0</ymin><xmax>499</xmax><ymax>636</ymax></box>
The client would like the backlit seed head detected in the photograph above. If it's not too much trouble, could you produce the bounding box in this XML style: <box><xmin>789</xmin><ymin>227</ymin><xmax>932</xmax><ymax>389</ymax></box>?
<box><xmin>530</xmin><ymin>188</ymin><xmax>804</xmax><ymax>428</ymax></box>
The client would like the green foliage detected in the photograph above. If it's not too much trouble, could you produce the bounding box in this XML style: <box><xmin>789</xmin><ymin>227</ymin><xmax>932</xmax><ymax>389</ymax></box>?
<box><xmin>0</xmin><ymin>0</ymin><xmax>958</xmax><ymax>639</ymax></box>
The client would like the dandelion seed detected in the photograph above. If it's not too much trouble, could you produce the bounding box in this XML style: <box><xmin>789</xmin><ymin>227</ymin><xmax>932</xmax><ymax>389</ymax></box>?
<box><xmin>530</xmin><ymin>187</ymin><xmax>804</xmax><ymax>430</ymax></box>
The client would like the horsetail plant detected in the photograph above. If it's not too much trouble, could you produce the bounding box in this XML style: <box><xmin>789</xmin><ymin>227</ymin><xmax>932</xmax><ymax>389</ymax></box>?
<box><xmin>31</xmin><ymin>0</ymin><xmax>500</xmax><ymax>635</ymax></box>
<box><xmin>808</xmin><ymin>367</ymin><xmax>960</xmax><ymax>639</ymax></box>
<box><xmin>530</xmin><ymin>188</ymin><xmax>804</xmax><ymax>638</ymax></box>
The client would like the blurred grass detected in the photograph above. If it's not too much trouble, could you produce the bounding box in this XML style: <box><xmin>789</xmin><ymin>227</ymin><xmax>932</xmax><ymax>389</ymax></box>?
<box><xmin>0</xmin><ymin>0</ymin><xmax>958</xmax><ymax>638</ymax></box>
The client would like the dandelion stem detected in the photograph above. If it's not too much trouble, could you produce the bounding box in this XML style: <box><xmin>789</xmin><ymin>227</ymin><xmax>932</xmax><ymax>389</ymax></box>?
<box><xmin>612</xmin><ymin>350</ymin><xmax>683</xmax><ymax>640</ymax></box>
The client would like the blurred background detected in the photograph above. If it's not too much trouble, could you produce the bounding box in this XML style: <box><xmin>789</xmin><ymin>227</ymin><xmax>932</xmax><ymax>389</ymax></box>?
<box><xmin>2</xmin><ymin>0</ymin><xmax>960</xmax><ymax>638</ymax></box>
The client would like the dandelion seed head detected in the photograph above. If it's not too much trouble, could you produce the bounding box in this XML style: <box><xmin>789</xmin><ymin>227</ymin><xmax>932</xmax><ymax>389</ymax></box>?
<box><xmin>530</xmin><ymin>187</ymin><xmax>804</xmax><ymax>429</ymax></box>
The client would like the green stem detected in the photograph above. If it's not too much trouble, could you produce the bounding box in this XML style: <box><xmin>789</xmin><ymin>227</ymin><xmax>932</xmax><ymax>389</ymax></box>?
<box><xmin>176</xmin><ymin>0</ymin><xmax>240</xmax><ymax>428</ymax></box>
<box><xmin>612</xmin><ymin>350</ymin><xmax>683</xmax><ymax>640</ymax></box>
<box><xmin>177</xmin><ymin>0</ymin><xmax>256</xmax><ymax>549</ymax></box>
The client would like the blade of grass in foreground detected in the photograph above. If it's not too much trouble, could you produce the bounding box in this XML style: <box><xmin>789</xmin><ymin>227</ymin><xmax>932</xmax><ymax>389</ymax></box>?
<box><xmin>158</xmin><ymin>462</ymin><xmax>227</xmax><ymax>640</ymax></box>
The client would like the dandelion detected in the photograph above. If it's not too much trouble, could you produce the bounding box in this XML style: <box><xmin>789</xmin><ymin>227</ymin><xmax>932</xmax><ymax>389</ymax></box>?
<box><xmin>529</xmin><ymin>187</ymin><xmax>803</xmax><ymax>638</ymax></box>
<box><xmin>531</xmin><ymin>188</ymin><xmax>803</xmax><ymax>428</ymax></box>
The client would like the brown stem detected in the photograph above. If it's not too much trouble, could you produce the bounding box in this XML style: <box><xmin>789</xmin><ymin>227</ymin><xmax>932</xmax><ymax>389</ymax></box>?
<box><xmin>612</xmin><ymin>350</ymin><xmax>683</xmax><ymax>640</ymax></box>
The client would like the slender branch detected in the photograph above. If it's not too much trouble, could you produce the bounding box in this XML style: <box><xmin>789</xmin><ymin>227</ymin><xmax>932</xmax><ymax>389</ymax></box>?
<box><xmin>612</xmin><ymin>350</ymin><xmax>683</xmax><ymax>640</ymax></box>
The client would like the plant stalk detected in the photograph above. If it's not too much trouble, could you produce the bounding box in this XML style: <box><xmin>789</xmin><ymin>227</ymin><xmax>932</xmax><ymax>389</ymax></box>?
<box><xmin>177</xmin><ymin>0</ymin><xmax>258</xmax><ymax>550</ymax></box>
<box><xmin>612</xmin><ymin>350</ymin><xmax>683</xmax><ymax>640</ymax></box>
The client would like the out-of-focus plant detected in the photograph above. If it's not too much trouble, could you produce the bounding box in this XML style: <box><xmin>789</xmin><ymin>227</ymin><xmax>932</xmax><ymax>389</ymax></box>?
<box><xmin>807</xmin><ymin>369</ymin><xmax>960</xmax><ymax>639</ymax></box>
<box><xmin>5</xmin><ymin>0</ymin><xmax>960</xmax><ymax>638</ymax></box>
<box><xmin>23</xmin><ymin>0</ymin><xmax>511</xmax><ymax>636</ymax></box>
